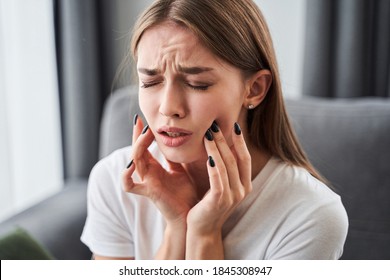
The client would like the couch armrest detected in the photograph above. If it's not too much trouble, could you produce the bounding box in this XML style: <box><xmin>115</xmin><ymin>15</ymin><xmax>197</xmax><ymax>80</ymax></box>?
<box><xmin>0</xmin><ymin>179</ymin><xmax>91</xmax><ymax>260</ymax></box>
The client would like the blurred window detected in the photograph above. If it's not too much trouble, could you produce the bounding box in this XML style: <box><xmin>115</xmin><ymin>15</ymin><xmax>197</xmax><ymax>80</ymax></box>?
<box><xmin>0</xmin><ymin>0</ymin><xmax>63</xmax><ymax>222</ymax></box>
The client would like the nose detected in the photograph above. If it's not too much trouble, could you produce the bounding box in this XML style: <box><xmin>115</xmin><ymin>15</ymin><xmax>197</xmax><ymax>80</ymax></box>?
<box><xmin>159</xmin><ymin>84</ymin><xmax>186</xmax><ymax>118</ymax></box>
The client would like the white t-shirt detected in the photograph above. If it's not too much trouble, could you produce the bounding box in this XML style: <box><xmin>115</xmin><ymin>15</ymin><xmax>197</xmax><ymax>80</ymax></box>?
<box><xmin>81</xmin><ymin>143</ymin><xmax>348</xmax><ymax>259</ymax></box>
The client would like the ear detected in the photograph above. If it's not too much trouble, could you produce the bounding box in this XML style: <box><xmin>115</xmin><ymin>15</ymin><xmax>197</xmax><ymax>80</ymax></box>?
<box><xmin>243</xmin><ymin>69</ymin><xmax>272</xmax><ymax>109</ymax></box>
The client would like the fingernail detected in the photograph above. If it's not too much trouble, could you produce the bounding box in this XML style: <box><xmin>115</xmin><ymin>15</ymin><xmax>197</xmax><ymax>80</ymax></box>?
<box><xmin>210</xmin><ymin>121</ymin><xmax>220</xmax><ymax>133</ymax></box>
<box><xmin>141</xmin><ymin>125</ymin><xmax>149</xmax><ymax>134</ymax></box>
<box><xmin>234</xmin><ymin>122</ymin><xmax>242</xmax><ymax>135</ymax></box>
<box><xmin>205</xmin><ymin>129</ymin><xmax>213</xmax><ymax>141</ymax></box>
<box><xmin>208</xmin><ymin>156</ymin><xmax>215</xmax><ymax>167</ymax></box>
<box><xmin>126</xmin><ymin>159</ymin><xmax>134</xmax><ymax>169</ymax></box>
<box><xmin>133</xmin><ymin>114</ymin><xmax>138</xmax><ymax>126</ymax></box>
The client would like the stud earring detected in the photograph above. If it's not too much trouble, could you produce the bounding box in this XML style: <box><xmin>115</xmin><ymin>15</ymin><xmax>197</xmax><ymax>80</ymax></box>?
<box><xmin>248</xmin><ymin>104</ymin><xmax>255</xmax><ymax>109</ymax></box>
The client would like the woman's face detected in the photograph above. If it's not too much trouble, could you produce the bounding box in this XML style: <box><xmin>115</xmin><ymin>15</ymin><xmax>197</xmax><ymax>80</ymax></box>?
<box><xmin>137</xmin><ymin>22</ymin><xmax>247</xmax><ymax>164</ymax></box>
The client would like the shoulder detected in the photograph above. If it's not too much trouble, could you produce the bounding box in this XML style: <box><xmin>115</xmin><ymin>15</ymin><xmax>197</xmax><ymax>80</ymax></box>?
<box><xmin>268</xmin><ymin>158</ymin><xmax>348</xmax><ymax>223</ymax></box>
<box><xmin>262</xmin><ymin>157</ymin><xmax>344</xmax><ymax>207</ymax></box>
<box><xmin>90</xmin><ymin>146</ymin><xmax>132</xmax><ymax>178</ymax></box>
<box><xmin>256</xmin><ymin>158</ymin><xmax>349</xmax><ymax>259</ymax></box>
<box><xmin>85</xmin><ymin>146</ymin><xmax>132</xmax><ymax>209</ymax></box>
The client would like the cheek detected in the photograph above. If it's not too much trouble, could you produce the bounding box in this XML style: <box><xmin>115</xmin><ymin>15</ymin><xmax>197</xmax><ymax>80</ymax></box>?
<box><xmin>193</xmin><ymin>101</ymin><xmax>241</xmax><ymax>148</ymax></box>
<box><xmin>195</xmin><ymin>88</ymin><xmax>242</xmax><ymax>115</ymax></box>
<box><xmin>213</xmin><ymin>97</ymin><xmax>242</xmax><ymax>122</ymax></box>
<box><xmin>213</xmin><ymin>98</ymin><xmax>243</xmax><ymax>144</ymax></box>
<box><xmin>139</xmin><ymin>93</ymin><xmax>158</xmax><ymax>121</ymax></box>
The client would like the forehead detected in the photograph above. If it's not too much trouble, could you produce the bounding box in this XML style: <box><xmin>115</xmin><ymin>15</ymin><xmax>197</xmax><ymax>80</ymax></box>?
<box><xmin>141</xmin><ymin>21</ymin><xmax>198</xmax><ymax>47</ymax></box>
<box><xmin>136</xmin><ymin>21</ymin><xmax>215</xmax><ymax>66</ymax></box>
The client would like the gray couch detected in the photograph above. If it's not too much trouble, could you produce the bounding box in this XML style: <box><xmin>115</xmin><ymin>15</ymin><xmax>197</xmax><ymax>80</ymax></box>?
<box><xmin>1</xmin><ymin>86</ymin><xmax>389</xmax><ymax>259</ymax></box>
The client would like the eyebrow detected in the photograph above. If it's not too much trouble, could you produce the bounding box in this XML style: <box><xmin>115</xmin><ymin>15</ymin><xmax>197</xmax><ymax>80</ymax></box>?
<box><xmin>137</xmin><ymin>66</ymin><xmax>214</xmax><ymax>76</ymax></box>
<box><xmin>178</xmin><ymin>66</ymin><xmax>214</xmax><ymax>75</ymax></box>
<box><xmin>137</xmin><ymin>68</ymin><xmax>160</xmax><ymax>76</ymax></box>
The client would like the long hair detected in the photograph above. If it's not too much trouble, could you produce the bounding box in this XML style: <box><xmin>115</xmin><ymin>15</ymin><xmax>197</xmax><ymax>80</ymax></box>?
<box><xmin>129</xmin><ymin>0</ymin><xmax>326</xmax><ymax>183</ymax></box>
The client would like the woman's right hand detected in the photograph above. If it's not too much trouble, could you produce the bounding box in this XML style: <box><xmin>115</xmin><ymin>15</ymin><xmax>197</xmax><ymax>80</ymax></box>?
<box><xmin>122</xmin><ymin>115</ymin><xmax>198</xmax><ymax>226</ymax></box>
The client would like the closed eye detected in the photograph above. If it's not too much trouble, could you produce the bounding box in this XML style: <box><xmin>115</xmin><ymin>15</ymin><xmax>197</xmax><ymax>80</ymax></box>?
<box><xmin>140</xmin><ymin>81</ymin><xmax>161</xmax><ymax>88</ymax></box>
<box><xmin>187</xmin><ymin>83</ymin><xmax>210</xmax><ymax>91</ymax></box>
<box><xmin>141</xmin><ymin>81</ymin><xmax>211</xmax><ymax>91</ymax></box>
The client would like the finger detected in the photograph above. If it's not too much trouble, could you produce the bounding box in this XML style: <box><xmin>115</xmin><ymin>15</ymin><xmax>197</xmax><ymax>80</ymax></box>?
<box><xmin>122</xmin><ymin>161</ymin><xmax>135</xmax><ymax>192</ymax></box>
<box><xmin>132</xmin><ymin>124</ymin><xmax>155</xmax><ymax>179</ymax></box>
<box><xmin>132</xmin><ymin>124</ymin><xmax>154</xmax><ymax>159</ymax></box>
<box><xmin>203</xmin><ymin>131</ymin><xmax>230</xmax><ymax>199</ymax></box>
<box><xmin>206</xmin><ymin>155</ymin><xmax>224</xmax><ymax>201</ymax></box>
<box><xmin>122</xmin><ymin>162</ymin><xmax>148</xmax><ymax>196</ymax></box>
<box><xmin>132</xmin><ymin>114</ymin><xmax>144</xmax><ymax>145</ymax></box>
<box><xmin>130</xmin><ymin>114</ymin><xmax>145</xmax><ymax>172</ymax></box>
<box><xmin>208</xmin><ymin>123</ymin><xmax>243</xmax><ymax>196</ymax></box>
<box><xmin>231</xmin><ymin>122</ymin><xmax>252</xmax><ymax>193</ymax></box>
<box><xmin>124</xmin><ymin>114</ymin><xmax>143</xmax><ymax>170</ymax></box>
<box><xmin>132</xmin><ymin>116</ymin><xmax>155</xmax><ymax>162</ymax></box>
<box><xmin>122</xmin><ymin>159</ymin><xmax>137</xmax><ymax>192</ymax></box>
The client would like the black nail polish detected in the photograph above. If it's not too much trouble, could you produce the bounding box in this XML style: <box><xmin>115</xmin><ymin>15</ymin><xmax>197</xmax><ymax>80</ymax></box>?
<box><xmin>234</xmin><ymin>122</ymin><xmax>242</xmax><ymax>135</ymax></box>
<box><xmin>133</xmin><ymin>114</ymin><xmax>138</xmax><ymax>126</ymax></box>
<box><xmin>141</xmin><ymin>125</ymin><xmax>149</xmax><ymax>134</ymax></box>
<box><xmin>126</xmin><ymin>159</ymin><xmax>134</xmax><ymax>169</ymax></box>
<box><xmin>205</xmin><ymin>129</ymin><xmax>213</xmax><ymax>141</ymax></box>
<box><xmin>208</xmin><ymin>156</ymin><xmax>215</xmax><ymax>167</ymax></box>
<box><xmin>210</xmin><ymin>121</ymin><xmax>220</xmax><ymax>133</ymax></box>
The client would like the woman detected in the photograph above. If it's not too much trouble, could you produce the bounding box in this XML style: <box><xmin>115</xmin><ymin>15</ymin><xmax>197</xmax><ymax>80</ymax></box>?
<box><xmin>81</xmin><ymin>0</ymin><xmax>348</xmax><ymax>260</ymax></box>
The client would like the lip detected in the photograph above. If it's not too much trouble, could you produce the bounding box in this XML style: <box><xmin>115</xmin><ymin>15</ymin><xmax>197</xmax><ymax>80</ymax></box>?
<box><xmin>157</xmin><ymin>125</ymin><xmax>193</xmax><ymax>147</ymax></box>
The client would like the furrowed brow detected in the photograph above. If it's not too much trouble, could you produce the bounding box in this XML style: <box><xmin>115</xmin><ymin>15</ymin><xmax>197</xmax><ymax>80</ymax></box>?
<box><xmin>137</xmin><ymin>66</ymin><xmax>214</xmax><ymax>75</ymax></box>
<box><xmin>178</xmin><ymin>66</ymin><xmax>214</xmax><ymax>75</ymax></box>
<box><xmin>137</xmin><ymin>68</ymin><xmax>160</xmax><ymax>76</ymax></box>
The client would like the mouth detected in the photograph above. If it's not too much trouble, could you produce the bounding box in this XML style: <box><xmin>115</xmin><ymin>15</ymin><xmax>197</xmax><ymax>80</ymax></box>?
<box><xmin>157</xmin><ymin>126</ymin><xmax>193</xmax><ymax>147</ymax></box>
<box><xmin>157</xmin><ymin>126</ymin><xmax>193</xmax><ymax>136</ymax></box>
<box><xmin>162</xmin><ymin>131</ymin><xmax>188</xmax><ymax>138</ymax></box>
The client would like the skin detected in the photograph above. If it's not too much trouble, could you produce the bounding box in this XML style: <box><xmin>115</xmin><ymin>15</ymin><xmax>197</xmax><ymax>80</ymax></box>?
<box><xmin>94</xmin><ymin>21</ymin><xmax>272</xmax><ymax>260</ymax></box>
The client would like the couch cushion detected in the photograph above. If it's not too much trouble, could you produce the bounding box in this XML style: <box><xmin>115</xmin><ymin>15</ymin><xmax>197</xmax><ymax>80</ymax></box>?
<box><xmin>286</xmin><ymin>97</ymin><xmax>390</xmax><ymax>259</ymax></box>
<box><xmin>99</xmin><ymin>86</ymin><xmax>141</xmax><ymax>158</ymax></box>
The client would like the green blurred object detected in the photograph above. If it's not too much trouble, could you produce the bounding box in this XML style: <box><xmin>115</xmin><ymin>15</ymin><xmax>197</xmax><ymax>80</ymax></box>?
<box><xmin>0</xmin><ymin>228</ymin><xmax>54</xmax><ymax>260</ymax></box>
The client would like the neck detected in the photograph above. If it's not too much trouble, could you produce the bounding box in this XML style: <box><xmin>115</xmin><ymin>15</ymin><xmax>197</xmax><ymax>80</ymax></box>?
<box><xmin>247</xmin><ymin>141</ymin><xmax>271</xmax><ymax>180</ymax></box>
<box><xmin>240</xmin><ymin>118</ymin><xmax>271</xmax><ymax>180</ymax></box>
<box><xmin>183</xmin><ymin>160</ymin><xmax>210</xmax><ymax>200</ymax></box>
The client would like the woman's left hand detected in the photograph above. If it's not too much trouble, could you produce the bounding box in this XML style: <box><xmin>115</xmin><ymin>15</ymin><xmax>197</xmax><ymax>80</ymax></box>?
<box><xmin>186</xmin><ymin>122</ymin><xmax>252</xmax><ymax>236</ymax></box>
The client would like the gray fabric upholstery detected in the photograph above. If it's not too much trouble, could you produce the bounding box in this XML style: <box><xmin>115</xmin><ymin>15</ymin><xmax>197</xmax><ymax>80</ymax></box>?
<box><xmin>99</xmin><ymin>86</ymin><xmax>143</xmax><ymax>158</ymax></box>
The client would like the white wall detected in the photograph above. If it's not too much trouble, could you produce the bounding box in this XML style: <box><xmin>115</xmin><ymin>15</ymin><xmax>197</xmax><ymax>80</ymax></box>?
<box><xmin>255</xmin><ymin>0</ymin><xmax>307</xmax><ymax>99</ymax></box>
<box><xmin>0</xmin><ymin>0</ymin><xmax>63</xmax><ymax>221</ymax></box>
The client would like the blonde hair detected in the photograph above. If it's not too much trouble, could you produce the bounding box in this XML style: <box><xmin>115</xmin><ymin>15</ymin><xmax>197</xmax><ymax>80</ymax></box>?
<box><xmin>129</xmin><ymin>0</ymin><xmax>326</xmax><ymax>182</ymax></box>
